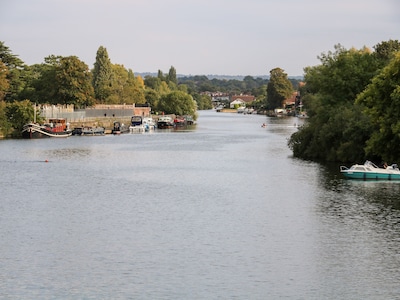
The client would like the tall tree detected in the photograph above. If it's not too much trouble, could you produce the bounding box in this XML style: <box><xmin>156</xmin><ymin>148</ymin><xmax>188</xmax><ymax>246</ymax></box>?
<box><xmin>0</xmin><ymin>41</ymin><xmax>26</xmax><ymax>102</ymax></box>
<box><xmin>92</xmin><ymin>46</ymin><xmax>113</xmax><ymax>103</ymax></box>
<box><xmin>55</xmin><ymin>56</ymin><xmax>95</xmax><ymax>108</ymax></box>
<box><xmin>266</xmin><ymin>68</ymin><xmax>293</xmax><ymax>110</ymax></box>
<box><xmin>167</xmin><ymin>66</ymin><xmax>177</xmax><ymax>85</ymax></box>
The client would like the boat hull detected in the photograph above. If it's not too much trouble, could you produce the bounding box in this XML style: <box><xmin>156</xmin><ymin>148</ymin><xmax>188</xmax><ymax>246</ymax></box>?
<box><xmin>22</xmin><ymin>123</ymin><xmax>72</xmax><ymax>138</ymax></box>
<box><xmin>342</xmin><ymin>171</ymin><xmax>400</xmax><ymax>180</ymax></box>
<box><xmin>340</xmin><ymin>161</ymin><xmax>400</xmax><ymax>180</ymax></box>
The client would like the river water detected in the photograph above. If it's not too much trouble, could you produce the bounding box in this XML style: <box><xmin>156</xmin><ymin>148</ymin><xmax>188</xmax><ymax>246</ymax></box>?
<box><xmin>1</xmin><ymin>110</ymin><xmax>400</xmax><ymax>299</ymax></box>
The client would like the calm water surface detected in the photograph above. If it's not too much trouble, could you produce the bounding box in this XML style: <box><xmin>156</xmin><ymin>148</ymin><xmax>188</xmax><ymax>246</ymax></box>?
<box><xmin>1</xmin><ymin>110</ymin><xmax>400</xmax><ymax>299</ymax></box>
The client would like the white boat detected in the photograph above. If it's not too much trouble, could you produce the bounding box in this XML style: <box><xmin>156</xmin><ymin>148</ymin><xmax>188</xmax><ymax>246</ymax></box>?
<box><xmin>142</xmin><ymin>117</ymin><xmax>156</xmax><ymax>131</ymax></box>
<box><xmin>340</xmin><ymin>160</ymin><xmax>400</xmax><ymax>180</ymax></box>
<box><xmin>157</xmin><ymin>116</ymin><xmax>174</xmax><ymax>129</ymax></box>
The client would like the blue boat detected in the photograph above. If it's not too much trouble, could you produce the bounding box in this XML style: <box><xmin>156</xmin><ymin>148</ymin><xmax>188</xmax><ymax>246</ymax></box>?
<box><xmin>340</xmin><ymin>160</ymin><xmax>400</xmax><ymax>180</ymax></box>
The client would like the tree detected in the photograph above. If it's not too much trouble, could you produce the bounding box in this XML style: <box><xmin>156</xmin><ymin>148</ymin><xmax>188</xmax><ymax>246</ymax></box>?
<box><xmin>288</xmin><ymin>44</ymin><xmax>382</xmax><ymax>162</ymax></box>
<box><xmin>92</xmin><ymin>46</ymin><xmax>113</xmax><ymax>103</ymax></box>
<box><xmin>158</xmin><ymin>90</ymin><xmax>197</xmax><ymax>117</ymax></box>
<box><xmin>29</xmin><ymin>56</ymin><xmax>62</xmax><ymax>104</ymax></box>
<box><xmin>5</xmin><ymin>100</ymin><xmax>42</xmax><ymax>136</ymax></box>
<box><xmin>266</xmin><ymin>68</ymin><xmax>293</xmax><ymax>110</ymax></box>
<box><xmin>356</xmin><ymin>52</ymin><xmax>400</xmax><ymax>162</ymax></box>
<box><xmin>107</xmin><ymin>65</ymin><xmax>146</xmax><ymax>104</ymax></box>
<box><xmin>55</xmin><ymin>56</ymin><xmax>95</xmax><ymax>107</ymax></box>
<box><xmin>167</xmin><ymin>66</ymin><xmax>177</xmax><ymax>85</ymax></box>
<box><xmin>0</xmin><ymin>41</ymin><xmax>26</xmax><ymax>102</ymax></box>
<box><xmin>193</xmin><ymin>93</ymin><xmax>212</xmax><ymax>110</ymax></box>
<box><xmin>0</xmin><ymin>41</ymin><xmax>24</xmax><ymax>69</ymax></box>
<box><xmin>0</xmin><ymin>61</ymin><xmax>9</xmax><ymax>100</ymax></box>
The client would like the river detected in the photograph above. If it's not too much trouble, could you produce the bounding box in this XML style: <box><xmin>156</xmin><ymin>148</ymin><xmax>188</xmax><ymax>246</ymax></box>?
<box><xmin>1</xmin><ymin>110</ymin><xmax>400</xmax><ymax>299</ymax></box>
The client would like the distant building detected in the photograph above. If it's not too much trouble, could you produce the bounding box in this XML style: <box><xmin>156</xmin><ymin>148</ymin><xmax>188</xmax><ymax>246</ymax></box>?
<box><xmin>229</xmin><ymin>94</ymin><xmax>255</xmax><ymax>108</ymax></box>
<box><xmin>231</xmin><ymin>95</ymin><xmax>255</xmax><ymax>104</ymax></box>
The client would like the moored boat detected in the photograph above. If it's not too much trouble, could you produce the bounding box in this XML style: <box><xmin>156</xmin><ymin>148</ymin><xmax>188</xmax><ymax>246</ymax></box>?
<box><xmin>72</xmin><ymin>126</ymin><xmax>105</xmax><ymax>136</ymax></box>
<box><xmin>143</xmin><ymin>117</ymin><xmax>156</xmax><ymax>131</ymax></box>
<box><xmin>129</xmin><ymin>115</ymin><xmax>145</xmax><ymax>133</ymax></box>
<box><xmin>22</xmin><ymin>118</ymin><xmax>72</xmax><ymax>138</ymax></box>
<box><xmin>157</xmin><ymin>116</ymin><xmax>174</xmax><ymax>129</ymax></box>
<box><xmin>340</xmin><ymin>160</ymin><xmax>400</xmax><ymax>180</ymax></box>
<box><xmin>111</xmin><ymin>121</ymin><xmax>129</xmax><ymax>135</ymax></box>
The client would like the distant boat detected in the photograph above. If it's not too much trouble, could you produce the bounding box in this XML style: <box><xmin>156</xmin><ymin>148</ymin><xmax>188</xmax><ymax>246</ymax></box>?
<box><xmin>157</xmin><ymin>116</ymin><xmax>174</xmax><ymax>129</ymax></box>
<box><xmin>340</xmin><ymin>160</ymin><xmax>400</xmax><ymax>180</ymax></box>
<box><xmin>72</xmin><ymin>126</ymin><xmax>105</xmax><ymax>136</ymax></box>
<box><xmin>143</xmin><ymin>117</ymin><xmax>156</xmax><ymax>131</ymax></box>
<box><xmin>111</xmin><ymin>121</ymin><xmax>129</xmax><ymax>135</ymax></box>
<box><xmin>22</xmin><ymin>118</ymin><xmax>72</xmax><ymax>139</ymax></box>
<box><xmin>129</xmin><ymin>115</ymin><xmax>145</xmax><ymax>133</ymax></box>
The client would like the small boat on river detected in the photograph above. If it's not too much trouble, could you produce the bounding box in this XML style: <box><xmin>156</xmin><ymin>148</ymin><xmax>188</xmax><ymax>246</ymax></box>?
<box><xmin>129</xmin><ymin>115</ymin><xmax>145</xmax><ymax>133</ymax></box>
<box><xmin>157</xmin><ymin>116</ymin><xmax>174</xmax><ymax>129</ymax></box>
<box><xmin>72</xmin><ymin>126</ymin><xmax>105</xmax><ymax>136</ymax></box>
<box><xmin>112</xmin><ymin>121</ymin><xmax>129</xmax><ymax>135</ymax></box>
<box><xmin>22</xmin><ymin>118</ymin><xmax>72</xmax><ymax>138</ymax></box>
<box><xmin>143</xmin><ymin>117</ymin><xmax>156</xmax><ymax>131</ymax></box>
<box><xmin>340</xmin><ymin>160</ymin><xmax>400</xmax><ymax>180</ymax></box>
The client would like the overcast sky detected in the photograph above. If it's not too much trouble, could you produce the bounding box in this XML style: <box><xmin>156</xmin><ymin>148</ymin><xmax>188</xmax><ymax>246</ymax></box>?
<box><xmin>1</xmin><ymin>0</ymin><xmax>399</xmax><ymax>76</ymax></box>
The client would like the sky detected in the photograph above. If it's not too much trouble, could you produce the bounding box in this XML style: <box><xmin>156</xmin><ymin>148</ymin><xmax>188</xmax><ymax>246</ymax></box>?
<box><xmin>0</xmin><ymin>0</ymin><xmax>399</xmax><ymax>76</ymax></box>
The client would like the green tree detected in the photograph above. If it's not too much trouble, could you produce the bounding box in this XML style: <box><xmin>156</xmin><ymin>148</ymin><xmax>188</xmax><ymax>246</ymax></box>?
<box><xmin>0</xmin><ymin>61</ymin><xmax>9</xmax><ymax>100</ymax></box>
<box><xmin>167</xmin><ymin>66</ymin><xmax>177</xmax><ymax>85</ymax></box>
<box><xmin>158</xmin><ymin>90</ymin><xmax>197</xmax><ymax>117</ymax></box>
<box><xmin>144</xmin><ymin>88</ymin><xmax>160</xmax><ymax>109</ymax></box>
<box><xmin>356</xmin><ymin>52</ymin><xmax>400</xmax><ymax>162</ymax></box>
<box><xmin>373</xmin><ymin>39</ymin><xmax>400</xmax><ymax>62</ymax></box>
<box><xmin>266</xmin><ymin>68</ymin><xmax>293</xmax><ymax>110</ymax></box>
<box><xmin>55</xmin><ymin>56</ymin><xmax>95</xmax><ymax>107</ymax></box>
<box><xmin>107</xmin><ymin>65</ymin><xmax>146</xmax><ymax>104</ymax></box>
<box><xmin>193</xmin><ymin>93</ymin><xmax>212</xmax><ymax>110</ymax></box>
<box><xmin>5</xmin><ymin>100</ymin><xmax>42</xmax><ymax>136</ymax></box>
<box><xmin>30</xmin><ymin>56</ymin><xmax>62</xmax><ymax>104</ymax></box>
<box><xmin>0</xmin><ymin>41</ymin><xmax>26</xmax><ymax>102</ymax></box>
<box><xmin>288</xmin><ymin>44</ymin><xmax>381</xmax><ymax>162</ymax></box>
<box><xmin>92</xmin><ymin>46</ymin><xmax>113</xmax><ymax>103</ymax></box>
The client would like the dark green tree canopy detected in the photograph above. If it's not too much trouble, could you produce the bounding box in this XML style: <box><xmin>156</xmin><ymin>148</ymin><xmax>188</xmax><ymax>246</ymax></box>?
<box><xmin>356</xmin><ymin>52</ymin><xmax>400</xmax><ymax>162</ymax></box>
<box><xmin>55</xmin><ymin>56</ymin><xmax>95</xmax><ymax>107</ymax></box>
<box><xmin>288</xmin><ymin>41</ymin><xmax>400</xmax><ymax>163</ymax></box>
<box><xmin>266</xmin><ymin>68</ymin><xmax>293</xmax><ymax>110</ymax></box>
<box><xmin>92</xmin><ymin>46</ymin><xmax>113</xmax><ymax>103</ymax></box>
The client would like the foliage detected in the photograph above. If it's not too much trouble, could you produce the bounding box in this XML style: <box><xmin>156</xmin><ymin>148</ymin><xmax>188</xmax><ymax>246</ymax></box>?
<box><xmin>92</xmin><ymin>46</ymin><xmax>113</xmax><ymax>103</ymax></box>
<box><xmin>0</xmin><ymin>61</ymin><xmax>9</xmax><ymax>100</ymax></box>
<box><xmin>289</xmin><ymin>40</ymin><xmax>400</xmax><ymax>163</ymax></box>
<box><xmin>167</xmin><ymin>66</ymin><xmax>177</xmax><ymax>85</ymax></box>
<box><xmin>158</xmin><ymin>90</ymin><xmax>197</xmax><ymax>117</ymax></box>
<box><xmin>4</xmin><ymin>100</ymin><xmax>42</xmax><ymax>136</ymax></box>
<box><xmin>266</xmin><ymin>68</ymin><xmax>293</xmax><ymax>110</ymax></box>
<box><xmin>356</xmin><ymin>52</ymin><xmax>400</xmax><ymax>162</ymax></box>
<box><xmin>107</xmin><ymin>65</ymin><xmax>146</xmax><ymax>104</ymax></box>
<box><xmin>193</xmin><ymin>93</ymin><xmax>213</xmax><ymax>110</ymax></box>
<box><xmin>55</xmin><ymin>56</ymin><xmax>95</xmax><ymax>108</ymax></box>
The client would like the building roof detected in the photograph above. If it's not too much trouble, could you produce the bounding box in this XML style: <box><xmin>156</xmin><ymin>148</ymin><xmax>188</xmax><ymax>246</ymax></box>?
<box><xmin>231</xmin><ymin>95</ymin><xmax>255</xmax><ymax>103</ymax></box>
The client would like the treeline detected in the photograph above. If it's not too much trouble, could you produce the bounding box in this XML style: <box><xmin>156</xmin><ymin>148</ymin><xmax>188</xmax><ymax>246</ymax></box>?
<box><xmin>288</xmin><ymin>40</ymin><xmax>400</xmax><ymax>163</ymax></box>
<box><xmin>0</xmin><ymin>43</ymin><xmax>211</xmax><ymax>136</ymax></box>
<box><xmin>178</xmin><ymin>75</ymin><xmax>301</xmax><ymax>98</ymax></box>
